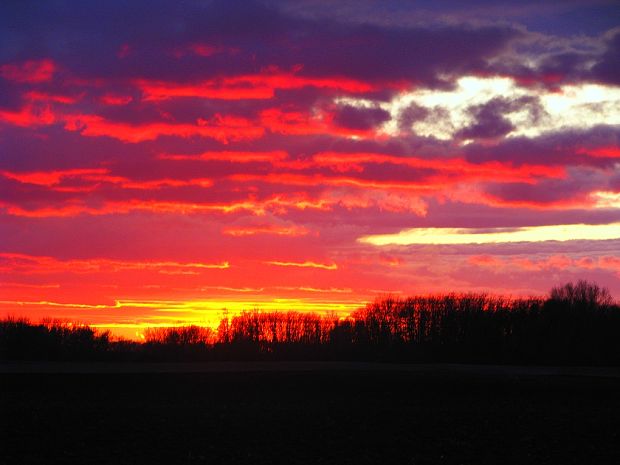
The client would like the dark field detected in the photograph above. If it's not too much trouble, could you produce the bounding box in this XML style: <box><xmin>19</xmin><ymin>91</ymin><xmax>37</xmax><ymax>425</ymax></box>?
<box><xmin>2</xmin><ymin>364</ymin><xmax>620</xmax><ymax>464</ymax></box>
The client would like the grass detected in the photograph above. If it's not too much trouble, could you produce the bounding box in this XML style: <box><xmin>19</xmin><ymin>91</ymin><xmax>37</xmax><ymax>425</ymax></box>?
<box><xmin>3</xmin><ymin>368</ymin><xmax>620</xmax><ymax>464</ymax></box>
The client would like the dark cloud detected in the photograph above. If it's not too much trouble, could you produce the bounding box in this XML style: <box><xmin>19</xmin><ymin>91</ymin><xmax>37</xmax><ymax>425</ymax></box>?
<box><xmin>398</xmin><ymin>103</ymin><xmax>430</xmax><ymax>132</ymax></box>
<box><xmin>0</xmin><ymin>0</ymin><xmax>521</xmax><ymax>87</ymax></box>
<box><xmin>484</xmin><ymin>169</ymin><xmax>607</xmax><ymax>206</ymax></box>
<box><xmin>609</xmin><ymin>172</ymin><xmax>620</xmax><ymax>192</ymax></box>
<box><xmin>331</xmin><ymin>105</ymin><xmax>391</xmax><ymax>130</ymax></box>
<box><xmin>457</xmin><ymin>99</ymin><xmax>515</xmax><ymax>140</ymax></box>
<box><xmin>457</xmin><ymin>96</ymin><xmax>543</xmax><ymax>140</ymax></box>
<box><xmin>487</xmin><ymin>26</ymin><xmax>620</xmax><ymax>87</ymax></box>
<box><xmin>591</xmin><ymin>28</ymin><xmax>620</xmax><ymax>85</ymax></box>
<box><xmin>464</xmin><ymin>126</ymin><xmax>620</xmax><ymax>168</ymax></box>
<box><xmin>0</xmin><ymin>81</ymin><xmax>23</xmax><ymax>110</ymax></box>
<box><xmin>0</xmin><ymin>126</ymin><xmax>149</xmax><ymax>172</ymax></box>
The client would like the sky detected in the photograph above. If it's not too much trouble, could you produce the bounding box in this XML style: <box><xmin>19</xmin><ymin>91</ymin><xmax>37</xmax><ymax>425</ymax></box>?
<box><xmin>1</xmin><ymin>0</ymin><xmax>619</xmax><ymax>339</ymax></box>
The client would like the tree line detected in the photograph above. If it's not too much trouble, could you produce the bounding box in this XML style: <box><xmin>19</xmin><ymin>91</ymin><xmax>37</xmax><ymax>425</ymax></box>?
<box><xmin>2</xmin><ymin>281</ymin><xmax>619</xmax><ymax>365</ymax></box>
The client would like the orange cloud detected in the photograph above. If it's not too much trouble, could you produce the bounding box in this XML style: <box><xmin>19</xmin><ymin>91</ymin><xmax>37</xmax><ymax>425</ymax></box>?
<box><xmin>0</xmin><ymin>192</ymin><xmax>331</xmax><ymax>218</ymax></box>
<box><xmin>468</xmin><ymin>254</ymin><xmax>620</xmax><ymax>274</ymax></box>
<box><xmin>0</xmin><ymin>202</ymin><xmax>109</xmax><ymax>218</ymax></box>
<box><xmin>512</xmin><ymin>255</ymin><xmax>573</xmax><ymax>271</ymax></box>
<box><xmin>1</xmin><ymin>168</ymin><xmax>108</xmax><ymax>186</ymax></box>
<box><xmin>0</xmin><ymin>253</ymin><xmax>230</xmax><ymax>275</ymax></box>
<box><xmin>0</xmin><ymin>282</ymin><xmax>61</xmax><ymax>289</ymax></box>
<box><xmin>230</xmin><ymin>172</ymin><xmax>441</xmax><ymax>191</ymax></box>
<box><xmin>468</xmin><ymin>255</ymin><xmax>504</xmax><ymax>267</ymax></box>
<box><xmin>222</xmin><ymin>224</ymin><xmax>309</xmax><ymax>237</ymax></box>
<box><xmin>379</xmin><ymin>255</ymin><xmax>404</xmax><ymax>267</ymax></box>
<box><xmin>599</xmin><ymin>256</ymin><xmax>620</xmax><ymax>271</ymax></box>
<box><xmin>276</xmin><ymin>286</ymin><xmax>353</xmax><ymax>293</ymax></box>
<box><xmin>0</xmin><ymin>200</ymin><xmax>240</xmax><ymax>218</ymax></box>
<box><xmin>265</xmin><ymin>260</ymin><xmax>338</xmax><ymax>270</ymax></box>
<box><xmin>200</xmin><ymin>286</ymin><xmax>265</xmax><ymax>293</ymax></box>
<box><xmin>2</xmin><ymin>169</ymin><xmax>213</xmax><ymax>192</ymax></box>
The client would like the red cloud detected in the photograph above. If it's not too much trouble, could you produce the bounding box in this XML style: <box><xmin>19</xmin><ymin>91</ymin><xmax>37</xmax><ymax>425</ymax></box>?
<box><xmin>478</xmin><ymin>193</ymin><xmax>593</xmax><ymax>210</ymax></box>
<box><xmin>160</xmin><ymin>150</ymin><xmax>289</xmax><ymax>163</ymax></box>
<box><xmin>265</xmin><ymin>260</ymin><xmax>338</xmax><ymax>270</ymax></box>
<box><xmin>169</xmin><ymin>43</ymin><xmax>237</xmax><ymax>58</ymax></box>
<box><xmin>0</xmin><ymin>193</ymin><xmax>331</xmax><ymax>218</ymax></box>
<box><xmin>577</xmin><ymin>146</ymin><xmax>620</xmax><ymax>158</ymax></box>
<box><xmin>599</xmin><ymin>256</ymin><xmax>620</xmax><ymax>271</ymax></box>
<box><xmin>229</xmin><ymin>172</ymin><xmax>441</xmax><ymax>191</ymax></box>
<box><xmin>100</xmin><ymin>94</ymin><xmax>133</xmax><ymax>105</ymax></box>
<box><xmin>137</xmin><ymin>70</ymin><xmax>375</xmax><ymax>101</ymax></box>
<box><xmin>0</xmin><ymin>104</ymin><xmax>55</xmax><ymax>126</ymax></box>
<box><xmin>312</xmin><ymin>152</ymin><xmax>566</xmax><ymax>182</ymax></box>
<box><xmin>138</xmin><ymin>80</ymin><xmax>274</xmax><ymax>100</ymax></box>
<box><xmin>1</xmin><ymin>169</ymin><xmax>212</xmax><ymax>191</ymax></box>
<box><xmin>0</xmin><ymin>252</ymin><xmax>229</xmax><ymax>275</ymax></box>
<box><xmin>468</xmin><ymin>255</ymin><xmax>504</xmax><ymax>267</ymax></box>
<box><xmin>513</xmin><ymin>255</ymin><xmax>573</xmax><ymax>271</ymax></box>
<box><xmin>1</xmin><ymin>168</ymin><xmax>108</xmax><ymax>186</ymax></box>
<box><xmin>468</xmin><ymin>254</ymin><xmax>620</xmax><ymax>274</ymax></box>
<box><xmin>25</xmin><ymin>91</ymin><xmax>82</xmax><ymax>105</ymax></box>
<box><xmin>259</xmin><ymin>108</ymin><xmax>379</xmax><ymax>138</ymax></box>
<box><xmin>63</xmin><ymin>113</ymin><xmax>264</xmax><ymax>143</ymax></box>
<box><xmin>0</xmin><ymin>59</ymin><xmax>56</xmax><ymax>83</ymax></box>
<box><xmin>222</xmin><ymin>224</ymin><xmax>309</xmax><ymax>237</ymax></box>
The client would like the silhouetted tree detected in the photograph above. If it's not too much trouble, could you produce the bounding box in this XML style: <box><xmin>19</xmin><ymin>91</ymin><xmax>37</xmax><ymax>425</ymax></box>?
<box><xmin>2</xmin><ymin>281</ymin><xmax>619</xmax><ymax>364</ymax></box>
<box><xmin>550</xmin><ymin>280</ymin><xmax>613</xmax><ymax>309</ymax></box>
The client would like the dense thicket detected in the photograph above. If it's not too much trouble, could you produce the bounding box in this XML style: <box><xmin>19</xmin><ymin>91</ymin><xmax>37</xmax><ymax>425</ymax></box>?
<box><xmin>2</xmin><ymin>281</ymin><xmax>619</xmax><ymax>365</ymax></box>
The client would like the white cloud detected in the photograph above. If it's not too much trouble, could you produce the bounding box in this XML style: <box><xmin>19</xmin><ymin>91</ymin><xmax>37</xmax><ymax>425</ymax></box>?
<box><xmin>359</xmin><ymin>222</ymin><xmax>620</xmax><ymax>246</ymax></box>
<box><xmin>338</xmin><ymin>76</ymin><xmax>620</xmax><ymax>141</ymax></box>
<box><xmin>593</xmin><ymin>191</ymin><xmax>620</xmax><ymax>209</ymax></box>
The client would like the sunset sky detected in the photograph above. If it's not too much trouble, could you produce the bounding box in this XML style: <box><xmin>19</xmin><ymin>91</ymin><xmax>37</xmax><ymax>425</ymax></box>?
<box><xmin>1</xmin><ymin>0</ymin><xmax>619</xmax><ymax>338</ymax></box>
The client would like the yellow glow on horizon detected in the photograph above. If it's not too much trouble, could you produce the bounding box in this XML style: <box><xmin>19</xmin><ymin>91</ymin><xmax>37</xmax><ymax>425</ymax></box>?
<box><xmin>0</xmin><ymin>297</ymin><xmax>365</xmax><ymax>340</ymax></box>
<box><xmin>359</xmin><ymin>222</ymin><xmax>620</xmax><ymax>246</ymax></box>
